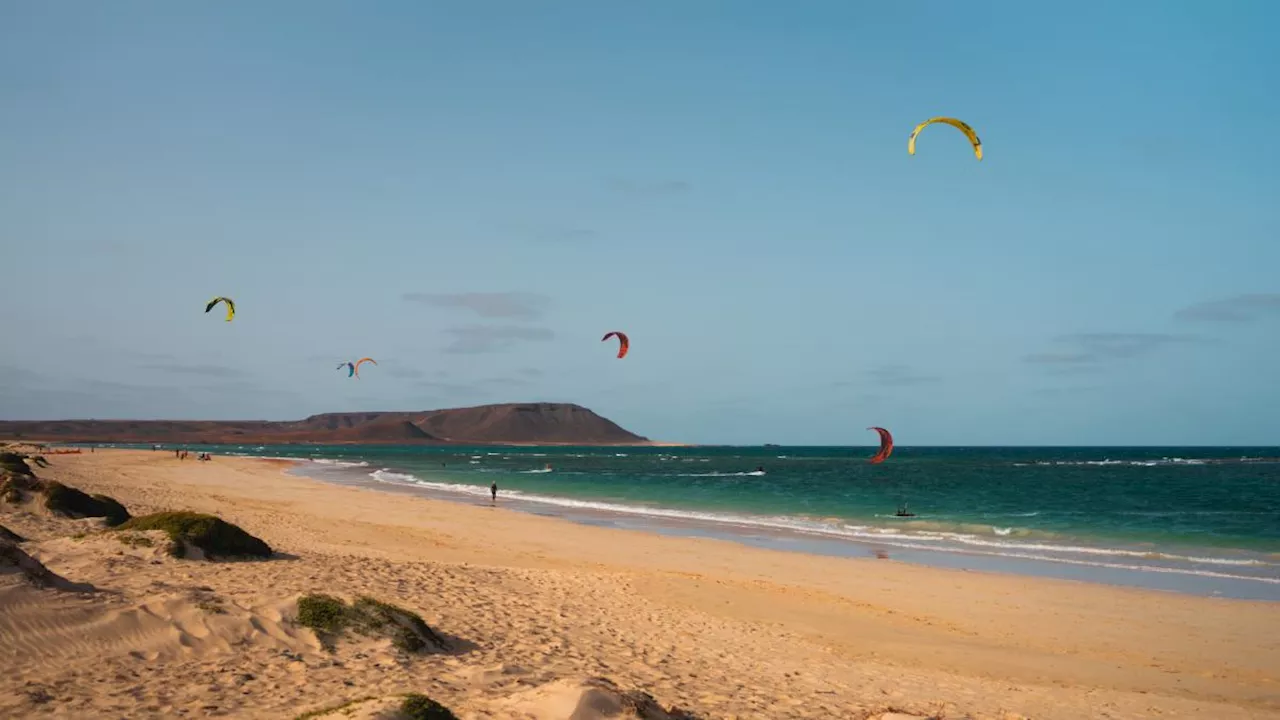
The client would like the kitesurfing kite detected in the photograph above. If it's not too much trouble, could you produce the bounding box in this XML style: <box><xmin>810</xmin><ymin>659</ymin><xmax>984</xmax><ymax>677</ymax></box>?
<box><xmin>908</xmin><ymin>117</ymin><xmax>983</xmax><ymax>161</ymax></box>
<box><xmin>336</xmin><ymin>362</ymin><xmax>355</xmax><ymax>378</ymax></box>
<box><xmin>205</xmin><ymin>296</ymin><xmax>235</xmax><ymax>322</ymax></box>
<box><xmin>602</xmin><ymin>331</ymin><xmax>629</xmax><ymax>359</ymax></box>
<box><xmin>868</xmin><ymin>426</ymin><xmax>894</xmax><ymax>464</ymax></box>
<box><xmin>353</xmin><ymin>357</ymin><xmax>377</xmax><ymax>378</ymax></box>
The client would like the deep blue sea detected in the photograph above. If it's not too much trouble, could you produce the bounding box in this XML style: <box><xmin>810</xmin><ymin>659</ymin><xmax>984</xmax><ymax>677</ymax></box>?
<box><xmin>105</xmin><ymin>444</ymin><xmax>1280</xmax><ymax>599</ymax></box>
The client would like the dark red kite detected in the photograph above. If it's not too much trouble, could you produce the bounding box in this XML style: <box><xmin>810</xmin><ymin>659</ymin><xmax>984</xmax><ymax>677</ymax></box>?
<box><xmin>867</xmin><ymin>426</ymin><xmax>894</xmax><ymax>464</ymax></box>
<box><xmin>602</xmin><ymin>331</ymin><xmax>629</xmax><ymax>359</ymax></box>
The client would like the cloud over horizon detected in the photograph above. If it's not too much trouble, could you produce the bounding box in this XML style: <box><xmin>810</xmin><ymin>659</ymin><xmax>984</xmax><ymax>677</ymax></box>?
<box><xmin>865</xmin><ymin>364</ymin><xmax>941</xmax><ymax>387</ymax></box>
<box><xmin>442</xmin><ymin>325</ymin><xmax>555</xmax><ymax>354</ymax></box>
<box><xmin>403</xmin><ymin>292</ymin><xmax>552</xmax><ymax>320</ymax></box>
<box><xmin>1174</xmin><ymin>294</ymin><xmax>1280</xmax><ymax>323</ymax></box>
<box><xmin>139</xmin><ymin>363</ymin><xmax>246</xmax><ymax>379</ymax></box>
<box><xmin>605</xmin><ymin>178</ymin><xmax>691</xmax><ymax>196</ymax></box>
<box><xmin>1024</xmin><ymin>332</ymin><xmax>1199</xmax><ymax>367</ymax></box>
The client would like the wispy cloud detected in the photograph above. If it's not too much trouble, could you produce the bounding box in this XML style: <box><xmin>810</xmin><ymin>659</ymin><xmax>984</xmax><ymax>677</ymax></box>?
<box><xmin>412</xmin><ymin>376</ymin><xmax>534</xmax><ymax>400</ymax></box>
<box><xmin>605</xmin><ymin>178</ymin><xmax>691</xmax><ymax>196</ymax></box>
<box><xmin>139</xmin><ymin>363</ymin><xmax>246</xmax><ymax>378</ymax></box>
<box><xmin>404</xmin><ymin>292</ymin><xmax>552</xmax><ymax>321</ymax></box>
<box><xmin>1023</xmin><ymin>352</ymin><xmax>1095</xmax><ymax>365</ymax></box>
<box><xmin>442</xmin><ymin>326</ymin><xmax>555</xmax><ymax>354</ymax></box>
<box><xmin>1032</xmin><ymin>386</ymin><xmax>1105</xmax><ymax>397</ymax></box>
<box><xmin>413</xmin><ymin>380</ymin><xmax>491</xmax><ymax>399</ymax></box>
<box><xmin>532</xmin><ymin>227</ymin><xmax>599</xmax><ymax>245</ymax></box>
<box><xmin>518</xmin><ymin>367</ymin><xmax>544</xmax><ymax>377</ymax></box>
<box><xmin>377</xmin><ymin>361</ymin><xmax>426</xmax><ymax>380</ymax></box>
<box><xmin>1024</xmin><ymin>332</ymin><xmax>1199</xmax><ymax>367</ymax></box>
<box><xmin>866</xmin><ymin>365</ymin><xmax>941</xmax><ymax>387</ymax></box>
<box><xmin>1063</xmin><ymin>332</ymin><xmax>1197</xmax><ymax>358</ymax></box>
<box><xmin>483</xmin><ymin>376</ymin><xmax>533</xmax><ymax>387</ymax></box>
<box><xmin>1174</xmin><ymin>294</ymin><xmax>1280</xmax><ymax>323</ymax></box>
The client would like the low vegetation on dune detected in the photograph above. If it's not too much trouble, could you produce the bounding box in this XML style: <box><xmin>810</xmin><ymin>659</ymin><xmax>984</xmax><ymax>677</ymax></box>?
<box><xmin>1</xmin><ymin>454</ymin><xmax>38</xmax><ymax>504</ymax></box>
<box><xmin>116</xmin><ymin>512</ymin><xmax>272</xmax><ymax>560</ymax></box>
<box><xmin>0</xmin><ymin>451</ymin><xmax>34</xmax><ymax>476</ymax></box>
<box><xmin>115</xmin><ymin>532</ymin><xmax>155</xmax><ymax>549</ymax></box>
<box><xmin>290</xmin><ymin>694</ymin><xmax>458</xmax><ymax>720</ymax></box>
<box><xmin>0</xmin><ymin>473</ymin><xmax>39</xmax><ymax>504</ymax></box>
<box><xmin>42</xmin><ymin>482</ymin><xmax>131</xmax><ymax>526</ymax></box>
<box><xmin>575</xmin><ymin>677</ymin><xmax>705</xmax><ymax>720</ymax></box>
<box><xmin>0</xmin><ymin>455</ymin><xmax>131</xmax><ymax>526</ymax></box>
<box><xmin>296</xmin><ymin>593</ymin><xmax>449</xmax><ymax>654</ymax></box>
<box><xmin>398</xmin><ymin>694</ymin><xmax>459</xmax><ymax>720</ymax></box>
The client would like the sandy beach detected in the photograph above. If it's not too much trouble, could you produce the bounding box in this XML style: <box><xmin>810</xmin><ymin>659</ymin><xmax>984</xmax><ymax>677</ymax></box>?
<box><xmin>2</xmin><ymin>450</ymin><xmax>1277</xmax><ymax>719</ymax></box>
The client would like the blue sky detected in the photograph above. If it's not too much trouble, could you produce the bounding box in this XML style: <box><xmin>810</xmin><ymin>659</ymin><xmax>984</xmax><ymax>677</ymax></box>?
<box><xmin>1</xmin><ymin>1</ymin><xmax>1277</xmax><ymax>445</ymax></box>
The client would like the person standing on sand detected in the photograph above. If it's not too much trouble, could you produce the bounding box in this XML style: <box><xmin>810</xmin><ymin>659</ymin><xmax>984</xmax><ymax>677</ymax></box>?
<box><xmin>490</xmin><ymin>481</ymin><xmax>498</xmax><ymax>502</ymax></box>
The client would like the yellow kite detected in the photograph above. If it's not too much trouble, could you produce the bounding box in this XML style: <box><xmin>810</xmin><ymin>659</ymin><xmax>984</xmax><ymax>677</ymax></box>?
<box><xmin>908</xmin><ymin>117</ymin><xmax>983</xmax><ymax>160</ymax></box>
<box><xmin>205</xmin><ymin>296</ymin><xmax>236</xmax><ymax>322</ymax></box>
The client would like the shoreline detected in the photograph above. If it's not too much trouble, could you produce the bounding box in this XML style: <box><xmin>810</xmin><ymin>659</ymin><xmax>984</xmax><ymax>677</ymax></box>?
<box><xmin>4</xmin><ymin>449</ymin><xmax>1279</xmax><ymax>719</ymax></box>
<box><xmin>286</xmin><ymin>456</ymin><xmax>1280</xmax><ymax>602</ymax></box>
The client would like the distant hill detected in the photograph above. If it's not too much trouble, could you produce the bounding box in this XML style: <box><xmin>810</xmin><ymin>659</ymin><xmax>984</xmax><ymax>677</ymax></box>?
<box><xmin>0</xmin><ymin>403</ymin><xmax>650</xmax><ymax>446</ymax></box>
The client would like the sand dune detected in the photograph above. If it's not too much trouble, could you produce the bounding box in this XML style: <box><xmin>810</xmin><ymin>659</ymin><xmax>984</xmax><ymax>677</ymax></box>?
<box><xmin>0</xmin><ymin>450</ymin><xmax>1276</xmax><ymax>719</ymax></box>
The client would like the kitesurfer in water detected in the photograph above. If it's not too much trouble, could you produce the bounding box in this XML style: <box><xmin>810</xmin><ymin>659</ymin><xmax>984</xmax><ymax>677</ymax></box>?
<box><xmin>755</xmin><ymin>465</ymin><xmax>765</xmax><ymax>474</ymax></box>
<box><xmin>490</xmin><ymin>481</ymin><xmax>498</xmax><ymax>502</ymax></box>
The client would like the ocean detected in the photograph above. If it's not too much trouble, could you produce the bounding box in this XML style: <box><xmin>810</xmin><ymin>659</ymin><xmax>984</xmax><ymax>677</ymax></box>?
<box><xmin>115</xmin><ymin>444</ymin><xmax>1280</xmax><ymax>600</ymax></box>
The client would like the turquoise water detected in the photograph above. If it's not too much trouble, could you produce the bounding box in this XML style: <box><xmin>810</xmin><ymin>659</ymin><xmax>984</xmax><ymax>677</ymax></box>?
<box><xmin>109</xmin><ymin>444</ymin><xmax>1280</xmax><ymax>596</ymax></box>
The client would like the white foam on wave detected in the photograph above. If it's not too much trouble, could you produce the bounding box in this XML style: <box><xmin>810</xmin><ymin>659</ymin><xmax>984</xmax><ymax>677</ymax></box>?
<box><xmin>363</xmin><ymin>468</ymin><xmax>1277</xmax><ymax>580</ymax></box>
<box><xmin>1030</xmin><ymin>456</ymin><xmax>1260</xmax><ymax>468</ymax></box>
<box><xmin>309</xmin><ymin>458</ymin><xmax>370</xmax><ymax>468</ymax></box>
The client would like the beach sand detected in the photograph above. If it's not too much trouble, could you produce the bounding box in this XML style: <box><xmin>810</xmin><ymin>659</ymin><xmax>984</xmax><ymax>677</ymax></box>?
<box><xmin>2</xmin><ymin>450</ymin><xmax>1277</xmax><ymax>719</ymax></box>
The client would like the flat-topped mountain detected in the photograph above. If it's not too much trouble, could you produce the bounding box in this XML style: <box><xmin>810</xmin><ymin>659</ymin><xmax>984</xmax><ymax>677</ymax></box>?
<box><xmin>0</xmin><ymin>403</ymin><xmax>649</xmax><ymax>446</ymax></box>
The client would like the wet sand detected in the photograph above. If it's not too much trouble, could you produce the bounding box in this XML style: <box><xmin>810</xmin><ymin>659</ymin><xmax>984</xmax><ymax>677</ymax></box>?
<box><xmin>2</xmin><ymin>450</ymin><xmax>1277</xmax><ymax>719</ymax></box>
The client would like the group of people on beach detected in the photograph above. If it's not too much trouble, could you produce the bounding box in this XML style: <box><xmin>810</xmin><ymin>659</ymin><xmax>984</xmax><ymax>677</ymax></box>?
<box><xmin>172</xmin><ymin>449</ymin><xmax>213</xmax><ymax>462</ymax></box>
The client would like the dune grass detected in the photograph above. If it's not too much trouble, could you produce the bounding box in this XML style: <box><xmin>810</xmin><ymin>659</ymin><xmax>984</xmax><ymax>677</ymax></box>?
<box><xmin>0</xmin><ymin>452</ymin><xmax>32</xmax><ymax>476</ymax></box>
<box><xmin>288</xmin><ymin>693</ymin><xmax>457</xmax><ymax>720</ymax></box>
<box><xmin>295</xmin><ymin>594</ymin><xmax>448</xmax><ymax>654</ymax></box>
<box><xmin>399</xmin><ymin>694</ymin><xmax>458</xmax><ymax>720</ymax></box>
<box><xmin>115</xmin><ymin>533</ymin><xmax>155</xmax><ymax>548</ymax></box>
<box><xmin>116</xmin><ymin>512</ymin><xmax>272</xmax><ymax>559</ymax></box>
<box><xmin>42</xmin><ymin>482</ymin><xmax>131</xmax><ymax>526</ymax></box>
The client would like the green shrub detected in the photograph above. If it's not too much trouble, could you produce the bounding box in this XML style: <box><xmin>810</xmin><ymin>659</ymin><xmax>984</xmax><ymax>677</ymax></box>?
<box><xmin>294</xmin><ymin>594</ymin><xmax>448</xmax><ymax>654</ymax></box>
<box><xmin>117</xmin><ymin>512</ymin><xmax>272</xmax><ymax>559</ymax></box>
<box><xmin>297</xmin><ymin>593</ymin><xmax>349</xmax><ymax>650</ymax></box>
<box><xmin>1</xmin><ymin>472</ymin><xmax>42</xmax><ymax>492</ymax></box>
<box><xmin>116</xmin><ymin>533</ymin><xmax>154</xmax><ymax>548</ymax></box>
<box><xmin>350</xmin><ymin>596</ymin><xmax>448</xmax><ymax>654</ymax></box>
<box><xmin>399</xmin><ymin>694</ymin><xmax>458</xmax><ymax>720</ymax></box>
<box><xmin>43</xmin><ymin>482</ymin><xmax>132</xmax><ymax>527</ymax></box>
<box><xmin>91</xmin><ymin>494</ymin><xmax>131</xmax><ymax>526</ymax></box>
<box><xmin>0</xmin><ymin>452</ymin><xmax>33</xmax><ymax>476</ymax></box>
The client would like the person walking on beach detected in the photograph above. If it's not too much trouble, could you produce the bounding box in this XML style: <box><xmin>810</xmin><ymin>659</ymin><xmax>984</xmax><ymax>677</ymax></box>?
<box><xmin>490</xmin><ymin>481</ymin><xmax>498</xmax><ymax>503</ymax></box>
